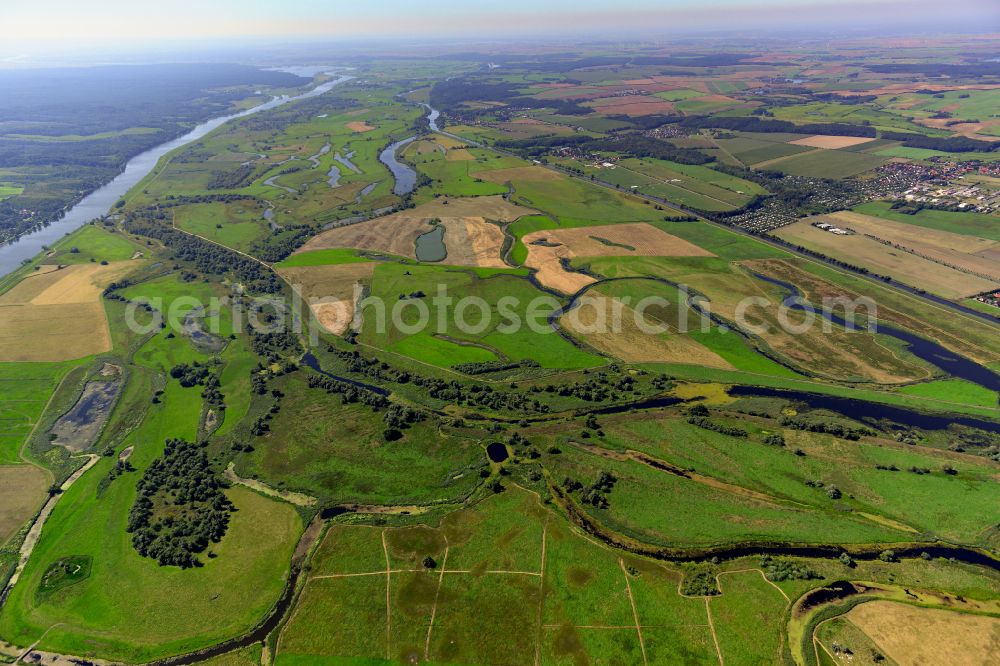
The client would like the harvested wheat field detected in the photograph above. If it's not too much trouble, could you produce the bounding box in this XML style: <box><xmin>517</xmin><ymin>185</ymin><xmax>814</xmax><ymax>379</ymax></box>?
<box><xmin>788</xmin><ymin>135</ymin><xmax>875</xmax><ymax>149</ymax></box>
<box><xmin>522</xmin><ymin>223</ymin><xmax>713</xmax><ymax>294</ymax></box>
<box><xmin>847</xmin><ymin>601</ymin><xmax>1000</xmax><ymax>666</ymax></box>
<box><xmin>470</xmin><ymin>165</ymin><xmax>564</xmax><ymax>184</ymax></box>
<box><xmin>298</xmin><ymin>196</ymin><xmax>533</xmax><ymax>261</ymax></box>
<box><xmin>560</xmin><ymin>294</ymin><xmax>732</xmax><ymax>367</ymax></box>
<box><xmin>0</xmin><ymin>261</ymin><xmax>136</xmax><ymax>362</ymax></box>
<box><xmin>774</xmin><ymin>217</ymin><xmax>1000</xmax><ymax>298</ymax></box>
<box><xmin>346</xmin><ymin>121</ymin><xmax>374</xmax><ymax>132</ymax></box>
<box><xmin>277</xmin><ymin>263</ymin><xmax>375</xmax><ymax>335</ymax></box>
<box><xmin>438</xmin><ymin>218</ymin><xmax>507</xmax><ymax>267</ymax></box>
<box><xmin>0</xmin><ymin>464</ymin><xmax>49</xmax><ymax>544</ymax></box>
<box><xmin>540</xmin><ymin>223</ymin><xmax>715</xmax><ymax>258</ymax></box>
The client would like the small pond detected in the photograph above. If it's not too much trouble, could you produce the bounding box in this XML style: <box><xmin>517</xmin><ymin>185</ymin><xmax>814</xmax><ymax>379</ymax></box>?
<box><xmin>415</xmin><ymin>225</ymin><xmax>447</xmax><ymax>262</ymax></box>
<box><xmin>486</xmin><ymin>443</ymin><xmax>509</xmax><ymax>463</ymax></box>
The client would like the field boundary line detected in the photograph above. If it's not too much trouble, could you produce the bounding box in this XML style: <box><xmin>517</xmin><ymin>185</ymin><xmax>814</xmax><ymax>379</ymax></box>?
<box><xmin>615</xmin><ymin>163</ymin><xmax>735</xmax><ymax>208</ymax></box>
<box><xmin>423</xmin><ymin>538</ymin><xmax>449</xmax><ymax>660</ymax></box>
<box><xmin>443</xmin><ymin>569</ymin><xmax>540</xmax><ymax>576</ymax></box>
<box><xmin>533</xmin><ymin>516</ymin><xmax>549</xmax><ymax>666</ymax></box>
<box><xmin>310</xmin><ymin>569</ymin><xmax>420</xmax><ymax>580</ymax></box>
<box><xmin>751</xmin><ymin>147</ymin><xmax>824</xmax><ymax>171</ymax></box>
<box><xmin>619</xmin><ymin>558</ymin><xmax>648</xmax><ymax>666</ymax></box>
<box><xmin>705</xmin><ymin>133</ymin><xmax>744</xmax><ymax>168</ymax></box>
<box><xmin>705</xmin><ymin>597</ymin><xmax>725</xmax><ymax>666</ymax></box>
<box><xmin>381</xmin><ymin>529</ymin><xmax>391</xmax><ymax>661</ymax></box>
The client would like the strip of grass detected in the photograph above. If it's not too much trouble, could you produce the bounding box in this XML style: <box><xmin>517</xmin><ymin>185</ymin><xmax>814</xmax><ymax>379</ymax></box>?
<box><xmin>853</xmin><ymin>201</ymin><xmax>1000</xmax><ymax>241</ymax></box>
<box><xmin>897</xmin><ymin>378</ymin><xmax>998</xmax><ymax>408</ymax></box>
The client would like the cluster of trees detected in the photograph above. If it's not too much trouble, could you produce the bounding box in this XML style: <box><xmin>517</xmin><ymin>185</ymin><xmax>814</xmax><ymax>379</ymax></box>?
<box><xmin>245</xmin><ymin>311</ymin><xmax>302</xmax><ymax>363</ymax></box>
<box><xmin>169</xmin><ymin>362</ymin><xmax>214</xmax><ymax>388</ymax></box>
<box><xmin>305</xmin><ymin>374</ymin><xmax>423</xmax><ymax>440</ymax></box>
<box><xmin>778</xmin><ymin>416</ymin><xmax>874</xmax><ymax>441</ymax></box>
<box><xmin>497</xmin><ymin>133</ymin><xmax>710</xmax><ymax>165</ymax></box>
<box><xmin>680</xmin><ymin>570</ymin><xmax>720</xmax><ymax>596</ymax></box>
<box><xmin>126</xmin><ymin>439</ymin><xmax>234</xmax><ymax>568</ymax></box>
<box><xmin>328</xmin><ymin>348</ymin><xmax>554</xmax><ymax>414</ymax></box>
<box><xmin>307</xmin><ymin>373</ymin><xmax>389</xmax><ymax>409</ymax></box>
<box><xmin>451</xmin><ymin>359</ymin><xmax>539</xmax><ymax>375</ymax></box>
<box><xmin>96</xmin><ymin>458</ymin><xmax>136</xmax><ymax>497</ymax></box>
<box><xmin>686</xmin><ymin>405</ymin><xmax>747</xmax><ymax>437</ymax></box>
<box><xmin>879</xmin><ymin>130</ymin><xmax>998</xmax><ymax>154</ymax></box>
<box><xmin>687</xmin><ymin>415</ymin><xmax>748</xmax><ymax>437</ymax></box>
<box><xmin>250</xmin><ymin>225</ymin><xmax>315</xmax><ymax>263</ymax></box>
<box><xmin>804</xmin><ymin>478</ymin><xmax>842</xmax><ymax>499</ymax></box>
<box><xmin>677</xmin><ymin>115</ymin><xmax>876</xmax><ymax>138</ymax></box>
<box><xmin>759</xmin><ymin>555</ymin><xmax>821</xmax><ymax>581</ymax></box>
<box><xmin>532</xmin><ymin>371</ymin><xmax>637</xmax><ymax>403</ymax></box>
<box><xmin>562</xmin><ymin>470</ymin><xmax>618</xmax><ymax>509</ymax></box>
<box><xmin>206</xmin><ymin>164</ymin><xmax>256</xmax><ymax>190</ymax></box>
<box><xmin>124</xmin><ymin>211</ymin><xmax>281</xmax><ymax>293</ymax></box>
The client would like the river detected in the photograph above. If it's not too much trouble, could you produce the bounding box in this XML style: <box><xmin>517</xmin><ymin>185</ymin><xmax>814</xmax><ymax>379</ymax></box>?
<box><xmin>0</xmin><ymin>72</ymin><xmax>353</xmax><ymax>277</ymax></box>
<box><xmin>751</xmin><ymin>272</ymin><xmax>1000</xmax><ymax>393</ymax></box>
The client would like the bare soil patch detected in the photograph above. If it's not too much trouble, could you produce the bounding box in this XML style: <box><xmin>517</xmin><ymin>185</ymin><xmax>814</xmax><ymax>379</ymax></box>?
<box><xmin>347</xmin><ymin>121</ymin><xmax>375</xmax><ymax>133</ymax></box>
<box><xmin>847</xmin><ymin>600</ymin><xmax>1000</xmax><ymax>666</ymax></box>
<box><xmin>788</xmin><ymin>135</ymin><xmax>876</xmax><ymax>149</ymax></box>
<box><xmin>0</xmin><ymin>464</ymin><xmax>48</xmax><ymax>545</ymax></box>
<box><xmin>277</xmin><ymin>263</ymin><xmax>376</xmax><ymax>335</ymax></box>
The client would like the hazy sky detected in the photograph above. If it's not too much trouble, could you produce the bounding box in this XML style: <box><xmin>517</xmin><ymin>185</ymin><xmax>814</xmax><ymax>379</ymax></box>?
<box><xmin>3</xmin><ymin>0</ymin><xmax>998</xmax><ymax>50</ymax></box>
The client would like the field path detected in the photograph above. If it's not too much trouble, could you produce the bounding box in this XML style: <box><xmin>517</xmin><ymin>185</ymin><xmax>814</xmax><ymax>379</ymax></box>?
<box><xmin>619</xmin><ymin>558</ymin><xmax>649</xmax><ymax>666</ymax></box>
<box><xmin>533</xmin><ymin>517</ymin><xmax>549</xmax><ymax>666</ymax></box>
<box><xmin>0</xmin><ymin>454</ymin><xmax>99</xmax><ymax>606</ymax></box>
<box><xmin>717</xmin><ymin>568</ymin><xmax>790</xmax><ymax>602</ymax></box>
<box><xmin>381</xmin><ymin>529</ymin><xmax>391</xmax><ymax>661</ymax></box>
<box><xmin>705</xmin><ymin>133</ymin><xmax>744</xmax><ymax>168</ymax></box>
<box><xmin>423</xmin><ymin>539</ymin><xmax>449</xmax><ymax>660</ymax></box>
<box><xmin>170</xmin><ymin>211</ymin><xmax>273</xmax><ymax>269</ymax></box>
<box><xmin>704</xmin><ymin>597</ymin><xmax>725</xmax><ymax>666</ymax></box>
